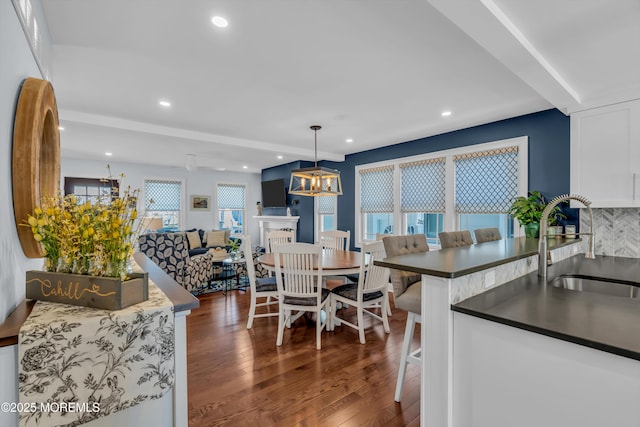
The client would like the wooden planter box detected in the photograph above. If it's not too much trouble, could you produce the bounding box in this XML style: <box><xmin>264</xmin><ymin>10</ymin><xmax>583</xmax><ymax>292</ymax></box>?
<box><xmin>25</xmin><ymin>271</ymin><xmax>149</xmax><ymax>310</ymax></box>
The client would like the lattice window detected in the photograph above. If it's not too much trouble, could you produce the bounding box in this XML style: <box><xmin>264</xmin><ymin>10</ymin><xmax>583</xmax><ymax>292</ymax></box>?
<box><xmin>454</xmin><ymin>146</ymin><xmax>519</xmax><ymax>213</ymax></box>
<box><xmin>360</xmin><ymin>166</ymin><xmax>394</xmax><ymax>213</ymax></box>
<box><xmin>316</xmin><ymin>195</ymin><xmax>337</xmax><ymax>234</ymax></box>
<box><xmin>144</xmin><ymin>179</ymin><xmax>182</xmax><ymax>229</ymax></box>
<box><xmin>217</xmin><ymin>184</ymin><xmax>245</xmax><ymax>209</ymax></box>
<box><xmin>217</xmin><ymin>184</ymin><xmax>245</xmax><ymax>235</ymax></box>
<box><xmin>318</xmin><ymin>196</ymin><xmax>336</xmax><ymax>215</ymax></box>
<box><xmin>400</xmin><ymin>157</ymin><xmax>446</xmax><ymax>213</ymax></box>
<box><xmin>145</xmin><ymin>180</ymin><xmax>181</xmax><ymax>211</ymax></box>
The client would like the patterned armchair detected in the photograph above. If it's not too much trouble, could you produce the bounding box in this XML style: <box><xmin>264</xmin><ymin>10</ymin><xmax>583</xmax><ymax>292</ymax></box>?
<box><xmin>138</xmin><ymin>232</ymin><xmax>215</xmax><ymax>293</ymax></box>
<box><xmin>235</xmin><ymin>245</ymin><xmax>270</xmax><ymax>279</ymax></box>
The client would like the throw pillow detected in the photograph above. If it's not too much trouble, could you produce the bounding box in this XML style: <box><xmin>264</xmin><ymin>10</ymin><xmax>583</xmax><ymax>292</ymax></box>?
<box><xmin>186</xmin><ymin>231</ymin><xmax>202</xmax><ymax>249</ymax></box>
<box><xmin>206</xmin><ymin>230</ymin><xmax>227</xmax><ymax>246</ymax></box>
<box><xmin>209</xmin><ymin>247</ymin><xmax>228</xmax><ymax>261</ymax></box>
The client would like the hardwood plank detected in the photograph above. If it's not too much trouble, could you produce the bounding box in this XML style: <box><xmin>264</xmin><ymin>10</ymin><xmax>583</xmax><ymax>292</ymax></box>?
<box><xmin>187</xmin><ymin>290</ymin><xmax>420</xmax><ymax>426</ymax></box>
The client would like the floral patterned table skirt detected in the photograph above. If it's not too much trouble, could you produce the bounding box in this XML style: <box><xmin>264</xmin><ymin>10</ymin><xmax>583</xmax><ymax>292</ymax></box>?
<box><xmin>18</xmin><ymin>275</ymin><xmax>174</xmax><ymax>427</ymax></box>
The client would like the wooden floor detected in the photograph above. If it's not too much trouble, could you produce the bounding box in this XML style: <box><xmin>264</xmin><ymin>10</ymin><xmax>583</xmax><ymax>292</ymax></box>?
<box><xmin>186</xmin><ymin>288</ymin><xmax>421</xmax><ymax>426</ymax></box>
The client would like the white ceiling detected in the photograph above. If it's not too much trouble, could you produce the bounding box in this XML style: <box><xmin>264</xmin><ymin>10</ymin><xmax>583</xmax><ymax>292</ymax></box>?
<box><xmin>43</xmin><ymin>0</ymin><xmax>640</xmax><ymax>174</ymax></box>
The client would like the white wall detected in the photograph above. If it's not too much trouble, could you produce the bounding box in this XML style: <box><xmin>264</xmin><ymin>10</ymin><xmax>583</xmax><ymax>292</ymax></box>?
<box><xmin>0</xmin><ymin>0</ymin><xmax>50</xmax><ymax>324</ymax></box>
<box><xmin>1</xmin><ymin>2</ymin><xmax>52</xmax><ymax>424</ymax></box>
<box><xmin>61</xmin><ymin>158</ymin><xmax>262</xmax><ymax>245</ymax></box>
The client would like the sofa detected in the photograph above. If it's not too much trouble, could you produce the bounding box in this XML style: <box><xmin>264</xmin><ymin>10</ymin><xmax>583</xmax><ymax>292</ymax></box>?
<box><xmin>181</xmin><ymin>228</ymin><xmax>238</xmax><ymax>256</ymax></box>
<box><xmin>138</xmin><ymin>232</ymin><xmax>218</xmax><ymax>293</ymax></box>
<box><xmin>138</xmin><ymin>230</ymin><xmax>268</xmax><ymax>294</ymax></box>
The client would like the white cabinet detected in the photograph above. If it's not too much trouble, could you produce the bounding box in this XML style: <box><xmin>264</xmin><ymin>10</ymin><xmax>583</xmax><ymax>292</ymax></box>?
<box><xmin>571</xmin><ymin>99</ymin><xmax>640</xmax><ymax>207</ymax></box>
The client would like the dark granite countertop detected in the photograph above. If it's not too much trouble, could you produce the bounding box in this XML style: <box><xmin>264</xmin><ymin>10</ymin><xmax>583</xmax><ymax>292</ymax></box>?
<box><xmin>376</xmin><ymin>236</ymin><xmax>578</xmax><ymax>278</ymax></box>
<box><xmin>453</xmin><ymin>255</ymin><xmax>640</xmax><ymax>361</ymax></box>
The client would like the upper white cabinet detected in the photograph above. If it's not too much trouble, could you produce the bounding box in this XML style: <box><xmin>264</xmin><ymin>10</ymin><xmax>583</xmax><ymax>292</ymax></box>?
<box><xmin>571</xmin><ymin>99</ymin><xmax>640</xmax><ymax>208</ymax></box>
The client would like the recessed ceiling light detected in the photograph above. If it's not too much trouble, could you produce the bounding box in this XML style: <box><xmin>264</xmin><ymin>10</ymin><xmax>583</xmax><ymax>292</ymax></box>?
<box><xmin>58</xmin><ymin>126</ymin><xmax>65</xmax><ymax>131</ymax></box>
<box><xmin>216</xmin><ymin>167</ymin><xmax>226</xmax><ymax>171</ymax></box>
<box><xmin>441</xmin><ymin>110</ymin><xmax>452</xmax><ymax>117</ymax></box>
<box><xmin>277</xmin><ymin>155</ymin><xmax>283</xmax><ymax>160</ymax></box>
<box><xmin>105</xmin><ymin>152</ymin><xmax>113</xmax><ymax>156</ymax></box>
<box><xmin>242</xmin><ymin>165</ymin><xmax>248</xmax><ymax>169</ymax></box>
<box><xmin>345</xmin><ymin>138</ymin><xmax>353</xmax><ymax>143</ymax></box>
<box><xmin>159</xmin><ymin>100</ymin><xmax>171</xmax><ymax>107</ymax></box>
<box><xmin>211</xmin><ymin>16</ymin><xmax>228</xmax><ymax>28</ymax></box>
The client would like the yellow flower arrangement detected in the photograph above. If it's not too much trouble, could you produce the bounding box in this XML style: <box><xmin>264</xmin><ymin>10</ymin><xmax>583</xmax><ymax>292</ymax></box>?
<box><xmin>26</xmin><ymin>172</ymin><xmax>141</xmax><ymax>280</ymax></box>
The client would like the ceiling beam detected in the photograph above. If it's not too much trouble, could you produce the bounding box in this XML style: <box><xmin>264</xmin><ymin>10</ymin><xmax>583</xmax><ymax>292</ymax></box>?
<box><xmin>59</xmin><ymin>109</ymin><xmax>346</xmax><ymax>163</ymax></box>
<box><xmin>428</xmin><ymin>0</ymin><xmax>582</xmax><ymax>114</ymax></box>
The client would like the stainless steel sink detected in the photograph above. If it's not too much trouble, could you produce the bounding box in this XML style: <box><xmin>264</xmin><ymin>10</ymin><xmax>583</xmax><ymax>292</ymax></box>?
<box><xmin>549</xmin><ymin>275</ymin><xmax>640</xmax><ymax>299</ymax></box>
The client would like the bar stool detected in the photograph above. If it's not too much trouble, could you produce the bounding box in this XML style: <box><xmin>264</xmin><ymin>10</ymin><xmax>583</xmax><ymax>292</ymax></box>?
<box><xmin>382</xmin><ymin>234</ymin><xmax>429</xmax><ymax>402</ymax></box>
<box><xmin>474</xmin><ymin>227</ymin><xmax>502</xmax><ymax>243</ymax></box>
<box><xmin>438</xmin><ymin>230</ymin><xmax>473</xmax><ymax>248</ymax></box>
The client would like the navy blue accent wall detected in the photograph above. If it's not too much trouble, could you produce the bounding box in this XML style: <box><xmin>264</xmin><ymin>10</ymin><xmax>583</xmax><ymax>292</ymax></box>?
<box><xmin>262</xmin><ymin>109</ymin><xmax>573</xmax><ymax>245</ymax></box>
<box><xmin>261</xmin><ymin>160</ymin><xmax>315</xmax><ymax>243</ymax></box>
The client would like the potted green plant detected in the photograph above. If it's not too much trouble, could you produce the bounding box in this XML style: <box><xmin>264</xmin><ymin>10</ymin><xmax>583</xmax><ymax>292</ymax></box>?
<box><xmin>228</xmin><ymin>237</ymin><xmax>241</xmax><ymax>259</ymax></box>
<box><xmin>508</xmin><ymin>191</ymin><xmax>566</xmax><ymax>238</ymax></box>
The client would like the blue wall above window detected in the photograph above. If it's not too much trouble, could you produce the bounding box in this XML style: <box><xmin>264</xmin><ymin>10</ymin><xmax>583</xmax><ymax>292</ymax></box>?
<box><xmin>262</xmin><ymin>108</ymin><xmax>572</xmax><ymax>245</ymax></box>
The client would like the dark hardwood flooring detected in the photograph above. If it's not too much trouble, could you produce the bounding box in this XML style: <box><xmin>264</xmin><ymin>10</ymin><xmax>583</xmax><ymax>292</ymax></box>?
<box><xmin>187</xmin><ymin>288</ymin><xmax>420</xmax><ymax>426</ymax></box>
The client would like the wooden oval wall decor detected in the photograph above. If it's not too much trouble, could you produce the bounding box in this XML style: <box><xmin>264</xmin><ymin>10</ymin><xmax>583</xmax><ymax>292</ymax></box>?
<box><xmin>12</xmin><ymin>77</ymin><xmax>61</xmax><ymax>258</ymax></box>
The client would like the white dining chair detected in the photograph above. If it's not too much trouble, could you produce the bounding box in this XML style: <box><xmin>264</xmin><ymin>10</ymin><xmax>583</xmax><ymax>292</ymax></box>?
<box><xmin>242</xmin><ymin>235</ymin><xmax>279</xmax><ymax>329</ymax></box>
<box><xmin>319</xmin><ymin>230</ymin><xmax>351</xmax><ymax>286</ymax></box>
<box><xmin>265</xmin><ymin>229</ymin><xmax>296</xmax><ymax>253</ymax></box>
<box><xmin>330</xmin><ymin>240</ymin><xmax>390</xmax><ymax>344</ymax></box>
<box><xmin>319</xmin><ymin>230</ymin><xmax>350</xmax><ymax>251</ymax></box>
<box><xmin>274</xmin><ymin>243</ymin><xmax>331</xmax><ymax>350</ymax></box>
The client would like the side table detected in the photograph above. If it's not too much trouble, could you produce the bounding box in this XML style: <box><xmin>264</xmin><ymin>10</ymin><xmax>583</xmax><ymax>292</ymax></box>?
<box><xmin>221</xmin><ymin>257</ymin><xmax>247</xmax><ymax>294</ymax></box>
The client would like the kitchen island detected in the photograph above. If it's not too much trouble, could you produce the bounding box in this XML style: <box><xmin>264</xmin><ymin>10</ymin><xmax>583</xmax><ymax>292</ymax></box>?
<box><xmin>376</xmin><ymin>236</ymin><xmax>640</xmax><ymax>427</ymax></box>
<box><xmin>452</xmin><ymin>255</ymin><xmax>640</xmax><ymax>427</ymax></box>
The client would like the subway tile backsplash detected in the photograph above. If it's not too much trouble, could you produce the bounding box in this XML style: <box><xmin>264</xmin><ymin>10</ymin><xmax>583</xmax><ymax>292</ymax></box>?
<box><xmin>580</xmin><ymin>208</ymin><xmax>640</xmax><ymax>258</ymax></box>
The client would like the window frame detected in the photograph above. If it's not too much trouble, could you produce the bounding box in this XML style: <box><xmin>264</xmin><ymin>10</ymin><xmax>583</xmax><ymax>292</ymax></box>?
<box><xmin>64</xmin><ymin>177</ymin><xmax>119</xmax><ymax>204</ymax></box>
<box><xmin>216</xmin><ymin>182</ymin><xmax>247</xmax><ymax>236</ymax></box>
<box><xmin>314</xmin><ymin>196</ymin><xmax>338</xmax><ymax>243</ymax></box>
<box><xmin>354</xmin><ymin>136</ymin><xmax>528</xmax><ymax>247</ymax></box>
<box><xmin>143</xmin><ymin>177</ymin><xmax>185</xmax><ymax>231</ymax></box>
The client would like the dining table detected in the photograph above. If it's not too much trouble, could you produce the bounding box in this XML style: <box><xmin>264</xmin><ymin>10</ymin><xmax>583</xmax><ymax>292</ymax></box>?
<box><xmin>257</xmin><ymin>248</ymin><xmax>364</xmax><ymax>325</ymax></box>
<box><xmin>257</xmin><ymin>249</ymin><xmax>363</xmax><ymax>276</ymax></box>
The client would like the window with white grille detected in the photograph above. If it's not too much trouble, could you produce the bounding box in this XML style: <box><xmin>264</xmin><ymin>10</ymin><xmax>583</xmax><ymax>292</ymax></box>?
<box><xmin>217</xmin><ymin>183</ymin><xmax>245</xmax><ymax>235</ymax></box>
<box><xmin>315</xmin><ymin>195</ymin><xmax>337</xmax><ymax>240</ymax></box>
<box><xmin>359</xmin><ymin>165</ymin><xmax>394</xmax><ymax>241</ymax></box>
<box><xmin>144</xmin><ymin>179</ymin><xmax>183</xmax><ymax>231</ymax></box>
<box><xmin>401</xmin><ymin>158</ymin><xmax>446</xmax><ymax>244</ymax></box>
<box><xmin>455</xmin><ymin>146</ymin><xmax>519</xmax><ymax>238</ymax></box>
<box><xmin>355</xmin><ymin>137</ymin><xmax>527</xmax><ymax>246</ymax></box>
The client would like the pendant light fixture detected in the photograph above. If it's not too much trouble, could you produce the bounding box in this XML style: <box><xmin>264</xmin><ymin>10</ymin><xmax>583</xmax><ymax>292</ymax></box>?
<box><xmin>289</xmin><ymin>125</ymin><xmax>342</xmax><ymax>197</ymax></box>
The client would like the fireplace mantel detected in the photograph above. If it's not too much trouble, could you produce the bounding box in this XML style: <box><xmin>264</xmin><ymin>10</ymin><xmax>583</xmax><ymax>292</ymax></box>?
<box><xmin>254</xmin><ymin>215</ymin><xmax>300</xmax><ymax>247</ymax></box>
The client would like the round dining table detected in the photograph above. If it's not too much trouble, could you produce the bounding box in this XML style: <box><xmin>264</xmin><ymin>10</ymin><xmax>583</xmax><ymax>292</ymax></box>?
<box><xmin>257</xmin><ymin>249</ymin><xmax>363</xmax><ymax>276</ymax></box>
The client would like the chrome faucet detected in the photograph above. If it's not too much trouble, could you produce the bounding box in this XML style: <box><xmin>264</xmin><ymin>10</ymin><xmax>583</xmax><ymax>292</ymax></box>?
<box><xmin>538</xmin><ymin>193</ymin><xmax>595</xmax><ymax>278</ymax></box>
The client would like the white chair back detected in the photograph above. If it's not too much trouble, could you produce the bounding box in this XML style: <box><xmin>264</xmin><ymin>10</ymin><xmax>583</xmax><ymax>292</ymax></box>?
<box><xmin>241</xmin><ymin>235</ymin><xmax>258</xmax><ymax>290</ymax></box>
<box><xmin>274</xmin><ymin>243</ymin><xmax>323</xmax><ymax>299</ymax></box>
<box><xmin>242</xmin><ymin>234</ymin><xmax>279</xmax><ymax>329</ymax></box>
<box><xmin>274</xmin><ymin>242</ymin><xmax>329</xmax><ymax>349</ymax></box>
<box><xmin>265</xmin><ymin>230</ymin><xmax>296</xmax><ymax>253</ymax></box>
<box><xmin>360</xmin><ymin>240</ymin><xmax>390</xmax><ymax>295</ymax></box>
<box><xmin>319</xmin><ymin>230</ymin><xmax>350</xmax><ymax>251</ymax></box>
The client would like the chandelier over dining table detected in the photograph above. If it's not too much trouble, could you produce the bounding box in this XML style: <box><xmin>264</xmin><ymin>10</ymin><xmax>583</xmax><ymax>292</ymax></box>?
<box><xmin>289</xmin><ymin>125</ymin><xmax>343</xmax><ymax>197</ymax></box>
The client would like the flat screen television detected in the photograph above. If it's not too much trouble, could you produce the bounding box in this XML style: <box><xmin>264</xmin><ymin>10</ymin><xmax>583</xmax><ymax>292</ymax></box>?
<box><xmin>261</xmin><ymin>179</ymin><xmax>287</xmax><ymax>207</ymax></box>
